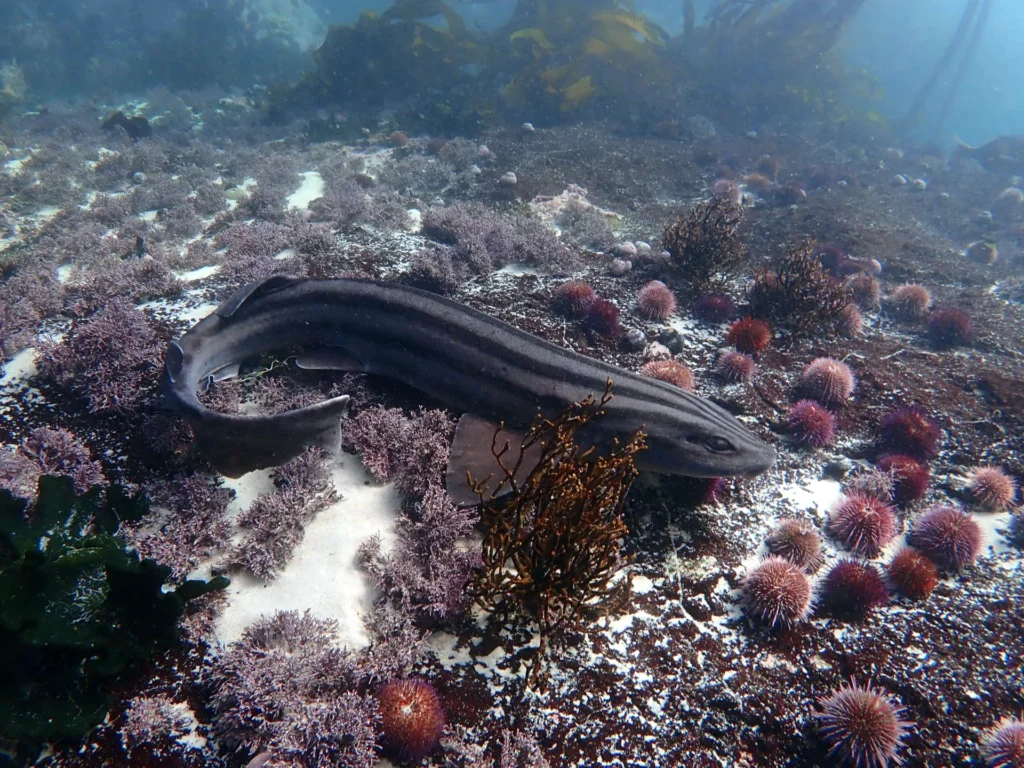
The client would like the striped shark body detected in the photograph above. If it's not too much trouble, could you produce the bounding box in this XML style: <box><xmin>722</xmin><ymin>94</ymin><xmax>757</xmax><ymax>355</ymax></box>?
<box><xmin>163</xmin><ymin>276</ymin><xmax>775</xmax><ymax>501</ymax></box>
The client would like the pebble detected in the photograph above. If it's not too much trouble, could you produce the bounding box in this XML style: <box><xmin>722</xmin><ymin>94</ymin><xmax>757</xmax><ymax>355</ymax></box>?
<box><xmin>499</xmin><ymin>171</ymin><xmax>517</xmax><ymax>186</ymax></box>
<box><xmin>479</xmin><ymin>145</ymin><xmax>492</xmax><ymax>158</ymax></box>
<box><xmin>745</xmin><ymin>130</ymin><xmax>758</xmax><ymax>140</ymax></box>
<box><xmin>890</xmin><ymin>174</ymin><xmax>908</xmax><ymax>186</ymax></box>
<box><xmin>836</xmin><ymin>179</ymin><xmax>848</xmax><ymax>187</ymax></box>
<box><xmin>634</xmin><ymin>241</ymin><xmax>652</xmax><ymax>258</ymax></box>
<box><xmin>608</xmin><ymin>258</ymin><xmax>632</xmax><ymax>276</ymax></box>
<box><xmin>909</xmin><ymin>178</ymin><xmax>927</xmax><ymax>191</ymax></box>
<box><xmin>824</xmin><ymin>457</ymin><xmax>856</xmax><ymax>479</ymax></box>
<box><xmin>468</xmin><ymin>164</ymin><xmax>482</xmax><ymax>176</ymax></box>
<box><xmin>132</xmin><ymin>171</ymin><xmax>146</xmax><ymax>184</ymax></box>
<box><xmin>976</xmin><ymin>210</ymin><xmax>994</xmax><ymax>222</ymax></box>
<box><xmin>643</xmin><ymin>342</ymin><xmax>671</xmax><ymax>361</ymax></box>
<box><xmin>611</xmin><ymin>242</ymin><xmax>637</xmax><ymax>258</ymax></box>
<box><xmin>522</xmin><ymin>122</ymin><xmax>535</xmax><ymax>132</ymax></box>
<box><xmin>657</xmin><ymin>328</ymin><xmax>683</xmax><ymax>354</ymax></box>
<box><xmin>625</xmin><ymin>328</ymin><xmax>646</xmax><ymax>349</ymax></box>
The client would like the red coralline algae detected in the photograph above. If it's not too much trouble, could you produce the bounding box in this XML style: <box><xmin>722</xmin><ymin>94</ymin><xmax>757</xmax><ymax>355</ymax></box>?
<box><xmin>877</xmin><ymin>406</ymin><xmax>940</xmax><ymax>460</ymax></box>
<box><xmin>716</xmin><ymin>350</ymin><xmax>755</xmax><ymax>383</ymax></box>
<box><xmin>741</xmin><ymin>556</ymin><xmax>812</xmax><ymax>628</ymax></box>
<box><xmin>587</xmin><ymin>298</ymin><xmax>621</xmax><ymax>336</ymax></box>
<box><xmin>377</xmin><ymin>678</ymin><xmax>445</xmax><ymax>762</ymax></box>
<box><xmin>828</xmin><ymin>492</ymin><xmax>897</xmax><ymax>558</ymax></box>
<box><xmin>552</xmin><ymin>280</ymin><xmax>596</xmax><ymax>318</ymax></box>
<box><xmin>725</xmin><ymin>317</ymin><xmax>772</xmax><ymax>355</ymax></box>
<box><xmin>801</xmin><ymin>357</ymin><xmax>855</xmax><ymax>405</ymax></box>
<box><xmin>889</xmin><ymin>283</ymin><xmax>932</xmax><ymax>320</ymax></box>
<box><xmin>912</xmin><ymin>505</ymin><xmax>982</xmax><ymax>571</ymax></box>
<box><xmin>695</xmin><ymin>292</ymin><xmax>735</xmax><ymax>323</ymax></box>
<box><xmin>765</xmin><ymin>518</ymin><xmax>824</xmax><ymax>573</ymax></box>
<box><xmin>635</xmin><ymin>280</ymin><xmax>677</xmax><ymax>321</ymax></box>
<box><xmin>0</xmin><ymin>426</ymin><xmax>106</xmax><ymax>498</ymax></box>
<box><xmin>815</xmin><ymin>681</ymin><xmax>910</xmax><ymax>768</ymax></box>
<box><xmin>966</xmin><ymin>466</ymin><xmax>1017</xmax><ymax>511</ymax></box>
<box><xmin>640</xmin><ymin>359</ymin><xmax>694</xmax><ymax>391</ymax></box>
<box><xmin>820</xmin><ymin>560</ymin><xmax>889</xmax><ymax>619</ymax></box>
<box><xmin>787</xmin><ymin>399</ymin><xmax>836</xmax><ymax>448</ymax></box>
<box><xmin>877</xmin><ymin>454</ymin><xmax>931</xmax><ymax>505</ymax></box>
<box><xmin>886</xmin><ymin>547</ymin><xmax>938</xmax><ymax>600</ymax></box>
<box><xmin>982</xmin><ymin>717</ymin><xmax>1024</xmax><ymax>768</ymax></box>
<box><xmin>928</xmin><ymin>306</ymin><xmax>972</xmax><ymax>347</ymax></box>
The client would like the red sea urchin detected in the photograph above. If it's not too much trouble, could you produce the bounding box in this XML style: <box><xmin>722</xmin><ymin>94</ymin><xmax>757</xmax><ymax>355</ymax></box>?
<box><xmin>801</xmin><ymin>357</ymin><xmax>855</xmax><ymax>405</ymax></box>
<box><xmin>765</xmin><ymin>518</ymin><xmax>824</xmax><ymax>572</ymax></box>
<box><xmin>787</xmin><ymin>400</ymin><xmax>836</xmax><ymax>448</ymax></box>
<box><xmin>966</xmin><ymin>466</ymin><xmax>1017</xmax><ymax>511</ymax></box>
<box><xmin>377</xmin><ymin>678</ymin><xmax>445</xmax><ymax>762</ymax></box>
<box><xmin>982</xmin><ymin>717</ymin><xmax>1024</xmax><ymax>768</ymax></box>
<box><xmin>741</xmin><ymin>556</ymin><xmax>812</xmax><ymax>628</ymax></box>
<box><xmin>877</xmin><ymin>454</ymin><xmax>931</xmax><ymax>505</ymax></box>
<box><xmin>635</xmin><ymin>280</ymin><xmax>677</xmax><ymax>321</ymax></box>
<box><xmin>911</xmin><ymin>505</ymin><xmax>982</xmax><ymax>571</ymax></box>
<box><xmin>725</xmin><ymin>317</ymin><xmax>772</xmax><ymax>355</ymax></box>
<box><xmin>928</xmin><ymin>306</ymin><xmax>972</xmax><ymax>347</ymax></box>
<box><xmin>716</xmin><ymin>350</ymin><xmax>756</xmax><ymax>383</ymax></box>
<box><xmin>877</xmin><ymin>406</ymin><xmax>940</xmax><ymax>460</ymax></box>
<box><xmin>640</xmin><ymin>359</ymin><xmax>694</xmax><ymax>391</ymax></box>
<box><xmin>828</xmin><ymin>493</ymin><xmax>897</xmax><ymax>558</ymax></box>
<box><xmin>587</xmin><ymin>298</ymin><xmax>621</xmax><ymax>336</ymax></box>
<box><xmin>816</xmin><ymin>681</ymin><xmax>910</xmax><ymax>768</ymax></box>
<box><xmin>886</xmin><ymin>547</ymin><xmax>938</xmax><ymax>599</ymax></box>
<box><xmin>820</xmin><ymin>560</ymin><xmax>889</xmax><ymax>619</ymax></box>
<box><xmin>552</xmin><ymin>280</ymin><xmax>596</xmax><ymax>317</ymax></box>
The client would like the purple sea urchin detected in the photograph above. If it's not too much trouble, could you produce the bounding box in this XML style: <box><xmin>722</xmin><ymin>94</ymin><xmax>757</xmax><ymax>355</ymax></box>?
<box><xmin>886</xmin><ymin>547</ymin><xmax>938</xmax><ymax>599</ymax></box>
<box><xmin>377</xmin><ymin>678</ymin><xmax>445</xmax><ymax>762</ymax></box>
<box><xmin>815</xmin><ymin>681</ymin><xmax>910</xmax><ymax>768</ymax></box>
<box><xmin>635</xmin><ymin>280</ymin><xmax>677</xmax><ymax>321</ymax></box>
<box><xmin>787</xmin><ymin>399</ymin><xmax>836</xmax><ymax>448</ymax></box>
<box><xmin>640</xmin><ymin>359</ymin><xmax>694</xmax><ymax>391</ymax></box>
<box><xmin>716</xmin><ymin>350</ymin><xmax>755</xmax><ymax>382</ymax></box>
<box><xmin>741</xmin><ymin>556</ymin><xmax>812</xmax><ymax>628</ymax></box>
<box><xmin>828</xmin><ymin>493</ymin><xmax>897</xmax><ymax>558</ymax></box>
<box><xmin>587</xmin><ymin>298</ymin><xmax>621</xmax><ymax>336</ymax></box>
<box><xmin>820</xmin><ymin>560</ymin><xmax>889</xmax><ymax>619</ymax></box>
<box><xmin>982</xmin><ymin>717</ymin><xmax>1024</xmax><ymax>768</ymax></box>
<box><xmin>801</xmin><ymin>357</ymin><xmax>855</xmax><ymax>405</ymax></box>
<box><xmin>966</xmin><ymin>466</ymin><xmax>1017</xmax><ymax>511</ymax></box>
<box><xmin>877</xmin><ymin>406</ymin><xmax>940</xmax><ymax>460</ymax></box>
<box><xmin>876</xmin><ymin>454</ymin><xmax>930</xmax><ymax>505</ymax></box>
<box><xmin>765</xmin><ymin>518</ymin><xmax>824</xmax><ymax>572</ymax></box>
<box><xmin>912</xmin><ymin>505</ymin><xmax>982</xmax><ymax>570</ymax></box>
<box><xmin>889</xmin><ymin>283</ymin><xmax>932</xmax><ymax>319</ymax></box>
<box><xmin>928</xmin><ymin>306</ymin><xmax>972</xmax><ymax>347</ymax></box>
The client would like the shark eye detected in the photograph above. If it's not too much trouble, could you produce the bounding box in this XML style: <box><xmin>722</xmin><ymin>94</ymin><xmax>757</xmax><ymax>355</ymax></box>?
<box><xmin>703</xmin><ymin>436</ymin><xmax>735</xmax><ymax>454</ymax></box>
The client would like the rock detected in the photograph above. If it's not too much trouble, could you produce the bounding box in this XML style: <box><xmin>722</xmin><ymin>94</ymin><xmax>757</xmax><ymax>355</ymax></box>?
<box><xmin>890</xmin><ymin>174</ymin><xmax>908</xmax><ymax>186</ymax></box>
<box><xmin>499</xmin><ymin>171</ymin><xmax>517</xmax><ymax>187</ymax></box>
<box><xmin>467</xmin><ymin>164</ymin><xmax>481</xmax><ymax>176</ymax></box>
<box><xmin>611</xmin><ymin>242</ymin><xmax>637</xmax><ymax>258</ymax></box>
<box><xmin>478</xmin><ymin>145</ymin><xmax>492</xmax><ymax>158</ymax></box>
<box><xmin>0</xmin><ymin>141</ymin><xmax>7</xmax><ymax>157</ymax></box>
<box><xmin>745</xmin><ymin>130</ymin><xmax>758</xmax><ymax>140</ymax></box>
<box><xmin>909</xmin><ymin>178</ymin><xmax>927</xmax><ymax>191</ymax></box>
<box><xmin>634</xmin><ymin>241</ymin><xmax>652</xmax><ymax>258</ymax></box>
<box><xmin>976</xmin><ymin>210</ymin><xmax>994</xmax><ymax>223</ymax></box>
<box><xmin>608</xmin><ymin>258</ymin><xmax>632</xmax><ymax>276</ymax></box>
<box><xmin>625</xmin><ymin>328</ymin><xmax>646</xmax><ymax>349</ymax></box>
<box><xmin>824</xmin><ymin>457</ymin><xmax>856</xmax><ymax>480</ymax></box>
<box><xmin>643</xmin><ymin>342</ymin><xmax>671</xmax><ymax>361</ymax></box>
<box><xmin>522</xmin><ymin>122</ymin><xmax>535</xmax><ymax>133</ymax></box>
<box><xmin>657</xmin><ymin>328</ymin><xmax>683</xmax><ymax>354</ymax></box>
<box><xmin>132</xmin><ymin>171</ymin><xmax>146</xmax><ymax>185</ymax></box>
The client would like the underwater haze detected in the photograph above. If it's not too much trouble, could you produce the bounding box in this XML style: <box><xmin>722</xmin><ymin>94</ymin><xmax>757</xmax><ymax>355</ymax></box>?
<box><xmin>1</xmin><ymin>1</ymin><xmax>1023</xmax><ymax>767</ymax></box>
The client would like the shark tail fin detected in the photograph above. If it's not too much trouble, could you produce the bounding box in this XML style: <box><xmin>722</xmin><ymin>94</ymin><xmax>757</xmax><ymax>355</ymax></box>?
<box><xmin>191</xmin><ymin>396</ymin><xmax>351</xmax><ymax>478</ymax></box>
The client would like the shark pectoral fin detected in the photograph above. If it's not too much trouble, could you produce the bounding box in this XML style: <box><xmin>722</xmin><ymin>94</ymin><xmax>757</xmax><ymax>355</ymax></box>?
<box><xmin>295</xmin><ymin>349</ymin><xmax>367</xmax><ymax>372</ymax></box>
<box><xmin>444</xmin><ymin>414</ymin><xmax>541</xmax><ymax>507</ymax></box>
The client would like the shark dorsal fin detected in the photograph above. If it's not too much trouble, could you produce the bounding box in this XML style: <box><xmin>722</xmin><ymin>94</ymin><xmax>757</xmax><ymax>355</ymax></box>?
<box><xmin>217</xmin><ymin>275</ymin><xmax>297</xmax><ymax>318</ymax></box>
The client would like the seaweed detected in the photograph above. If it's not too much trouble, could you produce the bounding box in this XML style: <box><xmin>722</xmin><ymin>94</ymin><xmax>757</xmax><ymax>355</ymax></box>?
<box><xmin>747</xmin><ymin>239</ymin><xmax>853</xmax><ymax>342</ymax></box>
<box><xmin>662</xmin><ymin>197</ymin><xmax>746</xmax><ymax>295</ymax></box>
<box><xmin>0</xmin><ymin>476</ymin><xmax>227</xmax><ymax>760</ymax></box>
<box><xmin>469</xmin><ymin>383</ymin><xmax>644</xmax><ymax>684</ymax></box>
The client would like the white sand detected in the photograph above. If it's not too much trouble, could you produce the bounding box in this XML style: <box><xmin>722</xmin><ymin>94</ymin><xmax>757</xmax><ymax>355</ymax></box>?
<box><xmin>212</xmin><ymin>456</ymin><xmax>400</xmax><ymax>649</ymax></box>
<box><xmin>286</xmin><ymin>171</ymin><xmax>325</xmax><ymax>211</ymax></box>
<box><xmin>0</xmin><ymin>347</ymin><xmax>38</xmax><ymax>384</ymax></box>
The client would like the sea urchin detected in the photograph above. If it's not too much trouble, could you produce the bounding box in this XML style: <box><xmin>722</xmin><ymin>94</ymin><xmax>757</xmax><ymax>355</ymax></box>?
<box><xmin>765</xmin><ymin>518</ymin><xmax>824</xmax><ymax>572</ymax></box>
<box><xmin>725</xmin><ymin>317</ymin><xmax>772</xmax><ymax>356</ymax></box>
<box><xmin>828</xmin><ymin>493</ymin><xmax>897</xmax><ymax>558</ymax></box>
<box><xmin>966</xmin><ymin>466</ymin><xmax>1017</xmax><ymax>511</ymax></box>
<box><xmin>801</xmin><ymin>357</ymin><xmax>856</xmax><ymax>405</ymax></box>
<box><xmin>981</xmin><ymin>717</ymin><xmax>1024</xmax><ymax>768</ymax></box>
<box><xmin>819</xmin><ymin>560</ymin><xmax>889</xmax><ymax>620</ymax></box>
<box><xmin>741</xmin><ymin>556</ymin><xmax>813</xmax><ymax>628</ymax></box>
<box><xmin>886</xmin><ymin>547</ymin><xmax>938</xmax><ymax>600</ymax></box>
<box><xmin>911</xmin><ymin>505</ymin><xmax>982</xmax><ymax>571</ymax></box>
<box><xmin>787</xmin><ymin>399</ymin><xmax>836</xmax><ymax>448</ymax></box>
<box><xmin>635</xmin><ymin>280</ymin><xmax>677</xmax><ymax>321</ymax></box>
<box><xmin>716</xmin><ymin>350</ymin><xmax>756</xmax><ymax>383</ymax></box>
<box><xmin>815</xmin><ymin>681</ymin><xmax>910</xmax><ymax>768</ymax></box>
<box><xmin>877</xmin><ymin>406</ymin><xmax>940</xmax><ymax>460</ymax></box>
<box><xmin>640</xmin><ymin>359</ymin><xmax>694</xmax><ymax>391</ymax></box>
<box><xmin>377</xmin><ymin>678</ymin><xmax>445</xmax><ymax>762</ymax></box>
